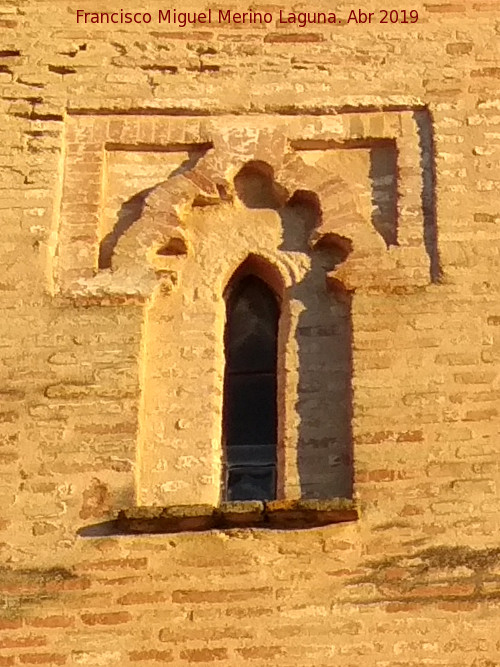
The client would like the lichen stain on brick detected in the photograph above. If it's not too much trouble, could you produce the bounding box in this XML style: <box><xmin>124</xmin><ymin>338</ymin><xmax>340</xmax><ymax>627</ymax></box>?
<box><xmin>347</xmin><ymin>546</ymin><xmax>500</xmax><ymax>607</ymax></box>
<box><xmin>0</xmin><ymin>565</ymin><xmax>81</xmax><ymax>619</ymax></box>
<box><xmin>368</xmin><ymin>545</ymin><xmax>500</xmax><ymax>574</ymax></box>
<box><xmin>79</xmin><ymin>478</ymin><xmax>111</xmax><ymax>520</ymax></box>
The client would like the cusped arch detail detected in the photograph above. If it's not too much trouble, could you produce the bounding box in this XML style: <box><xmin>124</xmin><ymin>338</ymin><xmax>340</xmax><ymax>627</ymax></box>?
<box><xmin>221</xmin><ymin>253</ymin><xmax>289</xmax><ymax>303</ymax></box>
<box><xmin>112</xmin><ymin>128</ymin><xmax>383</xmax><ymax>292</ymax></box>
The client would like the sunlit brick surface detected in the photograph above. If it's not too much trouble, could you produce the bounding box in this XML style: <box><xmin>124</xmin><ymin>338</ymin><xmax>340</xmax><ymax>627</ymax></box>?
<box><xmin>1</xmin><ymin>1</ymin><xmax>500</xmax><ymax>664</ymax></box>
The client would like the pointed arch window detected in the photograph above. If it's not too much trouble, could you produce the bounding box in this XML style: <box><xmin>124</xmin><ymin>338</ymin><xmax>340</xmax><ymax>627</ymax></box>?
<box><xmin>223</xmin><ymin>274</ymin><xmax>279</xmax><ymax>501</ymax></box>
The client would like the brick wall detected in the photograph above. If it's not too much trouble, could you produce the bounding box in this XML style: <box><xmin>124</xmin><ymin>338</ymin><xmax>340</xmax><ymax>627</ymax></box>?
<box><xmin>1</xmin><ymin>0</ymin><xmax>500</xmax><ymax>664</ymax></box>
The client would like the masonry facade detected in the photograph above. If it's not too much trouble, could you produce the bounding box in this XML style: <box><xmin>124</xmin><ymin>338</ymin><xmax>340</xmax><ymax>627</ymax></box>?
<box><xmin>1</xmin><ymin>1</ymin><xmax>500</xmax><ymax>665</ymax></box>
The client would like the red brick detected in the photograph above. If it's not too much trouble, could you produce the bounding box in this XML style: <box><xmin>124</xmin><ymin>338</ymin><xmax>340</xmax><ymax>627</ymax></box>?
<box><xmin>81</xmin><ymin>612</ymin><xmax>132</xmax><ymax>626</ymax></box>
<box><xmin>19</xmin><ymin>654</ymin><xmax>67</xmax><ymax>665</ymax></box>
<box><xmin>0</xmin><ymin>582</ymin><xmax>42</xmax><ymax>596</ymax></box>
<box><xmin>445</xmin><ymin>42</ymin><xmax>473</xmax><ymax>55</ymax></box>
<box><xmin>0</xmin><ymin>618</ymin><xmax>22</xmax><ymax>631</ymax></box>
<box><xmin>325</xmin><ymin>568</ymin><xmax>357</xmax><ymax>577</ymax></box>
<box><xmin>355</xmin><ymin>430</ymin><xmax>393</xmax><ymax>445</ymax></box>
<box><xmin>436</xmin><ymin>600</ymin><xmax>479</xmax><ymax>612</ymax></box>
<box><xmin>0</xmin><ymin>657</ymin><xmax>14</xmax><ymax>666</ymax></box>
<box><xmin>454</xmin><ymin>371</ymin><xmax>496</xmax><ymax>384</ymax></box>
<box><xmin>150</xmin><ymin>31</ymin><xmax>214</xmax><ymax>40</ymax></box>
<box><xmin>400</xmin><ymin>504</ymin><xmax>424</xmax><ymax>517</ymax></box>
<box><xmin>464</xmin><ymin>408</ymin><xmax>498</xmax><ymax>421</ymax></box>
<box><xmin>98</xmin><ymin>576</ymin><xmax>142</xmax><ymax>587</ymax></box>
<box><xmin>180</xmin><ymin>648</ymin><xmax>227</xmax><ymax>662</ymax></box>
<box><xmin>79</xmin><ymin>558</ymin><xmax>148</xmax><ymax>572</ymax></box>
<box><xmin>357</xmin><ymin>469</ymin><xmax>395</xmax><ymax>483</ymax></box>
<box><xmin>264</xmin><ymin>33</ymin><xmax>324</xmax><ymax>43</ymax></box>
<box><xmin>237</xmin><ymin>646</ymin><xmax>284</xmax><ymax>659</ymax></box>
<box><xmin>28</xmin><ymin>615</ymin><xmax>74</xmax><ymax>628</ymax></box>
<box><xmin>471</xmin><ymin>68</ymin><xmax>500</xmax><ymax>78</ymax></box>
<box><xmin>0</xmin><ymin>635</ymin><xmax>46</xmax><ymax>650</ymax></box>
<box><xmin>406</xmin><ymin>582</ymin><xmax>475</xmax><ymax>599</ymax></box>
<box><xmin>129</xmin><ymin>650</ymin><xmax>174</xmax><ymax>662</ymax></box>
<box><xmin>44</xmin><ymin>578</ymin><xmax>91</xmax><ymax>593</ymax></box>
<box><xmin>396</xmin><ymin>430</ymin><xmax>424</xmax><ymax>443</ymax></box>
<box><xmin>225</xmin><ymin>606</ymin><xmax>274</xmax><ymax>619</ymax></box>
<box><xmin>386</xmin><ymin>601</ymin><xmax>425</xmax><ymax>613</ymax></box>
<box><xmin>172</xmin><ymin>587</ymin><xmax>272</xmax><ymax>603</ymax></box>
<box><xmin>382</xmin><ymin>567</ymin><xmax>408</xmax><ymax>582</ymax></box>
<box><xmin>425</xmin><ymin>3</ymin><xmax>466</xmax><ymax>11</ymax></box>
<box><xmin>117</xmin><ymin>591</ymin><xmax>168</xmax><ymax>605</ymax></box>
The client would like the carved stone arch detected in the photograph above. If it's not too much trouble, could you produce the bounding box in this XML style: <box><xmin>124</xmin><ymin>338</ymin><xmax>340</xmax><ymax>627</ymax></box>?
<box><xmin>112</xmin><ymin>125</ymin><xmax>291</xmax><ymax>274</ymax></box>
<box><xmin>276</xmin><ymin>153</ymin><xmax>386</xmax><ymax>248</ymax></box>
<box><xmin>112</xmin><ymin>149</ymin><xmax>228</xmax><ymax>272</ymax></box>
<box><xmin>111</xmin><ymin>131</ymin><xmax>378</xmax><ymax>293</ymax></box>
<box><xmin>219</xmin><ymin>252</ymin><xmax>289</xmax><ymax>302</ymax></box>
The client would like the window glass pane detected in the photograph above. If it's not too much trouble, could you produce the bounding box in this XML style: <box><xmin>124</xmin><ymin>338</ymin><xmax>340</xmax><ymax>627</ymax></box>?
<box><xmin>223</xmin><ymin>274</ymin><xmax>279</xmax><ymax>501</ymax></box>
<box><xmin>224</xmin><ymin>374</ymin><xmax>277</xmax><ymax>447</ymax></box>
<box><xmin>226</xmin><ymin>444</ymin><xmax>276</xmax><ymax>466</ymax></box>
<box><xmin>226</xmin><ymin>276</ymin><xmax>279</xmax><ymax>373</ymax></box>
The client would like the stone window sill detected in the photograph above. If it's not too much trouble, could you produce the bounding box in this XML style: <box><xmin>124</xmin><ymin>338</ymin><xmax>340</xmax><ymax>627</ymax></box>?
<box><xmin>82</xmin><ymin>498</ymin><xmax>357</xmax><ymax>536</ymax></box>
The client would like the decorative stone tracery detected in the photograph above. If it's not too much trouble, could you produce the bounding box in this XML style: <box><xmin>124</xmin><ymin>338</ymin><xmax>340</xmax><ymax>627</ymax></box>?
<box><xmin>54</xmin><ymin>109</ymin><xmax>436</xmax><ymax>301</ymax></box>
<box><xmin>53</xmin><ymin>110</ymin><xmax>437</xmax><ymax>506</ymax></box>
<box><xmin>111</xmin><ymin>127</ymin><xmax>382</xmax><ymax>294</ymax></box>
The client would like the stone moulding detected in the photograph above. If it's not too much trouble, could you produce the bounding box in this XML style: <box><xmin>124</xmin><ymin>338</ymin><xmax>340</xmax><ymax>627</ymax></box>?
<box><xmin>52</xmin><ymin>108</ymin><xmax>437</xmax><ymax>301</ymax></box>
<box><xmin>87</xmin><ymin>499</ymin><xmax>358</xmax><ymax>535</ymax></box>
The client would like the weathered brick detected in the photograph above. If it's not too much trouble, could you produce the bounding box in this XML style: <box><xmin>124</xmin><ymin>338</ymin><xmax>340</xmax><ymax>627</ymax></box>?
<box><xmin>0</xmin><ymin>618</ymin><xmax>22</xmax><ymax>631</ymax></box>
<box><xmin>19</xmin><ymin>654</ymin><xmax>67</xmax><ymax>665</ymax></box>
<box><xmin>264</xmin><ymin>33</ymin><xmax>324</xmax><ymax>43</ymax></box>
<box><xmin>436</xmin><ymin>600</ymin><xmax>479</xmax><ymax>612</ymax></box>
<box><xmin>405</xmin><ymin>582</ymin><xmax>476</xmax><ymax>599</ymax></box>
<box><xmin>80</xmin><ymin>612</ymin><xmax>132</xmax><ymax>626</ymax></box>
<box><xmin>425</xmin><ymin>3</ymin><xmax>466</xmax><ymax>12</ymax></box>
<box><xmin>179</xmin><ymin>648</ymin><xmax>228</xmax><ymax>662</ymax></box>
<box><xmin>172</xmin><ymin>588</ymin><xmax>273</xmax><ymax>603</ymax></box>
<box><xmin>78</xmin><ymin>558</ymin><xmax>148</xmax><ymax>572</ymax></box>
<box><xmin>129</xmin><ymin>649</ymin><xmax>174</xmax><ymax>662</ymax></box>
<box><xmin>445</xmin><ymin>43</ymin><xmax>473</xmax><ymax>55</ymax></box>
<box><xmin>0</xmin><ymin>636</ymin><xmax>46</xmax><ymax>650</ymax></box>
<box><xmin>237</xmin><ymin>646</ymin><xmax>284</xmax><ymax>659</ymax></box>
<box><xmin>27</xmin><ymin>616</ymin><xmax>74</xmax><ymax>629</ymax></box>
<box><xmin>117</xmin><ymin>591</ymin><xmax>168</xmax><ymax>605</ymax></box>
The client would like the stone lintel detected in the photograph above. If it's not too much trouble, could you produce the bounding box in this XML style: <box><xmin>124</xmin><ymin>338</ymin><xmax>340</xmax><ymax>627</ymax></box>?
<box><xmin>112</xmin><ymin>498</ymin><xmax>358</xmax><ymax>534</ymax></box>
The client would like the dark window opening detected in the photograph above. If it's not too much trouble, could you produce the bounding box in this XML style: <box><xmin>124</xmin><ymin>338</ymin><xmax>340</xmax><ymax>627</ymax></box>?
<box><xmin>223</xmin><ymin>274</ymin><xmax>279</xmax><ymax>501</ymax></box>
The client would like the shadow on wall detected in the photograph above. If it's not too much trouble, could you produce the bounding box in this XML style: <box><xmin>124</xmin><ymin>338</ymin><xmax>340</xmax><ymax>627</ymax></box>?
<box><xmin>368</xmin><ymin>113</ymin><xmax>440</xmax><ymax>281</ymax></box>
<box><xmin>415</xmin><ymin>109</ymin><xmax>441</xmax><ymax>282</ymax></box>
<box><xmin>98</xmin><ymin>186</ymin><xmax>154</xmax><ymax>269</ymax></box>
<box><xmin>235</xmin><ymin>163</ymin><xmax>353</xmax><ymax>500</ymax></box>
<box><xmin>98</xmin><ymin>148</ymin><xmax>209</xmax><ymax>270</ymax></box>
<box><xmin>369</xmin><ymin>140</ymin><xmax>398</xmax><ymax>248</ymax></box>
<box><xmin>291</xmin><ymin>128</ymin><xmax>440</xmax><ymax>283</ymax></box>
